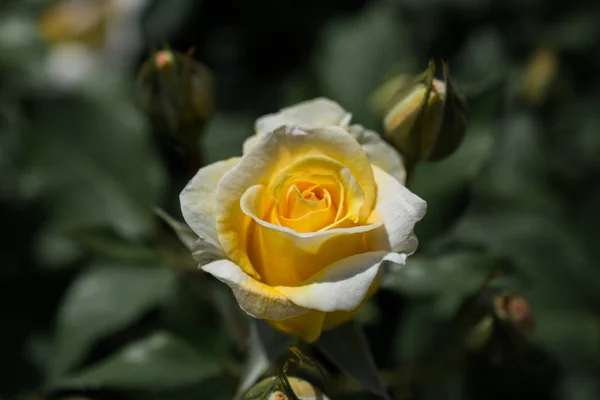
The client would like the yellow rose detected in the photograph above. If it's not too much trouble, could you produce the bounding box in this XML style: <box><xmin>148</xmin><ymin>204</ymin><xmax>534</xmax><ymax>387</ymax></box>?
<box><xmin>180</xmin><ymin>98</ymin><xmax>426</xmax><ymax>342</ymax></box>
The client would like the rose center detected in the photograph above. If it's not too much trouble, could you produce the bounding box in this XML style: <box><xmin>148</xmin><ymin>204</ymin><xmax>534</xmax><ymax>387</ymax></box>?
<box><xmin>302</xmin><ymin>186</ymin><xmax>325</xmax><ymax>201</ymax></box>
<box><xmin>255</xmin><ymin>155</ymin><xmax>368</xmax><ymax>235</ymax></box>
<box><xmin>266</xmin><ymin>180</ymin><xmax>337</xmax><ymax>233</ymax></box>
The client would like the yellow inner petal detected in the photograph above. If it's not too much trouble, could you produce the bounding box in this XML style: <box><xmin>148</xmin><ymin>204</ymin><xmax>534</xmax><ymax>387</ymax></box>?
<box><xmin>267</xmin><ymin>155</ymin><xmax>366</xmax><ymax>234</ymax></box>
<box><xmin>285</xmin><ymin>183</ymin><xmax>329</xmax><ymax>219</ymax></box>
<box><xmin>234</xmin><ymin>155</ymin><xmax>387</xmax><ymax>285</ymax></box>
<box><xmin>275</xmin><ymin>184</ymin><xmax>337</xmax><ymax>233</ymax></box>
<box><xmin>215</xmin><ymin>126</ymin><xmax>379</xmax><ymax>281</ymax></box>
<box><xmin>267</xmin><ymin>173</ymin><xmax>344</xmax><ymax>233</ymax></box>
<box><xmin>240</xmin><ymin>184</ymin><xmax>389</xmax><ymax>286</ymax></box>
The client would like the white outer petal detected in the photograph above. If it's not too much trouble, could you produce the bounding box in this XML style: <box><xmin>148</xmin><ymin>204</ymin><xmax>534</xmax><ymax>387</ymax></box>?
<box><xmin>348</xmin><ymin>124</ymin><xmax>407</xmax><ymax>185</ymax></box>
<box><xmin>255</xmin><ymin>97</ymin><xmax>351</xmax><ymax>135</ymax></box>
<box><xmin>201</xmin><ymin>259</ymin><xmax>309</xmax><ymax>321</ymax></box>
<box><xmin>191</xmin><ymin>238</ymin><xmax>224</xmax><ymax>266</ymax></box>
<box><xmin>242</xmin><ymin>134</ymin><xmax>262</xmax><ymax>155</ymax></box>
<box><xmin>180</xmin><ymin>157</ymin><xmax>239</xmax><ymax>247</ymax></box>
<box><xmin>244</xmin><ymin>98</ymin><xmax>352</xmax><ymax>154</ymax></box>
<box><xmin>276</xmin><ymin>252</ymin><xmax>405</xmax><ymax>312</ymax></box>
<box><xmin>372</xmin><ymin>165</ymin><xmax>427</xmax><ymax>254</ymax></box>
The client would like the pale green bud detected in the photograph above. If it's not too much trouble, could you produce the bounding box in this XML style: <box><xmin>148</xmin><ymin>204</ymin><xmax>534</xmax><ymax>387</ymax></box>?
<box><xmin>137</xmin><ymin>48</ymin><xmax>215</xmax><ymax>149</ymax></box>
<box><xmin>377</xmin><ymin>61</ymin><xmax>469</xmax><ymax>163</ymax></box>
<box><xmin>245</xmin><ymin>376</ymin><xmax>330</xmax><ymax>400</ymax></box>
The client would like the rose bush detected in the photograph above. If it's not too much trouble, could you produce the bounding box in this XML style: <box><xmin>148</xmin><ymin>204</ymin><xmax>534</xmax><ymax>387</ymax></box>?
<box><xmin>180</xmin><ymin>98</ymin><xmax>426</xmax><ymax>342</ymax></box>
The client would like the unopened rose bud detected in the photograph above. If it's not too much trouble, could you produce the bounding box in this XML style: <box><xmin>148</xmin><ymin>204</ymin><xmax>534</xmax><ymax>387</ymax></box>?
<box><xmin>494</xmin><ymin>292</ymin><xmax>534</xmax><ymax>336</ymax></box>
<box><xmin>384</xmin><ymin>77</ymin><xmax>445</xmax><ymax>160</ymax></box>
<box><xmin>245</xmin><ymin>376</ymin><xmax>330</xmax><ymax>400</ymax></box>
<box><xmin>137</xmin><ymin>48</ymin><xmax>215</xmax><ymax>149</ymax></box>
<box><xmin>378</xmin><ymin>60</ymin><xmax>469</xmax><ymax>163</ymax></box>
<box><xmin>457</xmin><ymin>286</ymin><xmax>535</xmax><ymax>356</ymax></box>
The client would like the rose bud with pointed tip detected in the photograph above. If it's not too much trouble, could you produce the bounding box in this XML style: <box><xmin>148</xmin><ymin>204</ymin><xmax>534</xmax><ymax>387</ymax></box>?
<box><xmin>137</xmin><ymin>49</ymin><xmax>215</xmax><ymax>149</ymax></box>
<box><xmin>380</xmin><ymin>61</ymin><xmax>469</xmax><ymax>163</ymax></box>
<box><xmin>383</xmin><ymin>78</ymin><xmax>445</xmax><ymax>162</ymax></box>
<box><xmin>494</xmin><ymin>292</ymin><xmax>534</xmax><ymax>336</ymax></box>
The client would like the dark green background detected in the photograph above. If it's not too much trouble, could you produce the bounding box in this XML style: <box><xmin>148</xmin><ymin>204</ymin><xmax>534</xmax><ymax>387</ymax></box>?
<box><xmin>1</xmin><ymin>0</ymin><xmax>600</xmax><ymax>399</ymax></box>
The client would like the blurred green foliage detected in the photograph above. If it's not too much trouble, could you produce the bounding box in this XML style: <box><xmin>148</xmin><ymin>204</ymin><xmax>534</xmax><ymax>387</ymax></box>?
<box><xmin>1</xmin><ymin>0</ymin><xmax>600</xmax><ymax>399</ymax></box>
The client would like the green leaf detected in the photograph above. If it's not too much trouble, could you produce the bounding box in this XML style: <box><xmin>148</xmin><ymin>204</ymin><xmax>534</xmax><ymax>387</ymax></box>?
<box><xmin>142</xmin><ymin>0</ymin><xmax>197</xmax><ymax>45</ymax></box>
<box><xmin>533</xmin><ymin>311</ymin><xmax>600</xmax><ymax>365</ymax></box>
<box><xmin>452</xmin><ymin>209</ymin><xmax>600</xmax><ymax>306</ymax></box>
<box><xmin>0</xmin><ymin>12</ymin><xmax>45</xmax><ymax>91</ymax></box>
<box><xmin>559</xmin><ymin>371</ymin><xmax>600</xmax><ymax>400</ymax></box>
<box><xmin>316</xmin><ymin>1</ymin><xmax>415</xmax><ymax>126</ymax></box>
<box><xmin>393</xmin><ymin>301</ymin><xmax>445</xmax><ymax>366</ymax></box>
<box><xmin>547</xmin><ymin>11</ymin><xmax>600</xmax><ymax>51</ymax></box>
<box><xmin>420</xmin><ymin>371</ymin><xmax>466</xmax><ymax>400</ymax></box>
<box><xmin>395</xmin><ymin>0</ymin><xmax>490</xmax><ymax>13</ymax></box>
<box><xmin>381</xmin><ymin>251</ymin><xmax>499</xmax><ymax>299</ymax></box>
<box><xmin>162</xmin><ymin>278</ymin><xmax>233</xmax><ymax>358</ymax></box>
<box><xmin>34</xmin><ymin>227</ymin><xmax>85</xmax><ymax>270</ymax></box>
<box><xmin>316</xmin><ymin>321</ymin><xmax>389</xmax><ymax>400</ymax></box>
<box><xmin>450</xmin><ymin>111</ymin><xmax>600</xmax><ymax>304</ymax></box>
<box><xmin>202</xmin><ymin>113</ymin><xmax>253</xmax><ymax>164</ymax></box>
<box><xmin>452</xmin><ymin>29</ymin><xmax>509</xmax><ymax>91</ymax></box>
<box><xmin>51</xmin><ymin>331</ymin><xmax>221</xmax><ymax>390</ymax></box>
<box><xmin>469</xmin><ymin>113</ymin><xmax>558</xmax><ymax>211</ymax></box>
<box><xmin>66</xmin><ymin>227</ymin><xmax>158</xmax><ymax>262</ymax></box>
<box><xmin>391</xmin><ymin>301</ymin><xmax>465</xmax><ymax>397</ymax></box>
<box><xmin>548</xmin><ymin>96</ymin><xmax>600</xmax><ymax>176</ymax></box>
<box><xmin>0</xmin><ymin>102</ymin><xmax>24</xmax><ymax>200</ymax></box>
<box><xmin>410</xmin><ymin>119</ymin><xmax>494</xmax><ymax>243</ymax></box>
<box><xmin>28</xmin><ymin>81</ymin><xmax>166</xmax><ymax>243</ymax></box>
<box><xmin>51</xmin><ymin>262</ymin><xmax>177</xmax><ymax>375</ymax></box>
